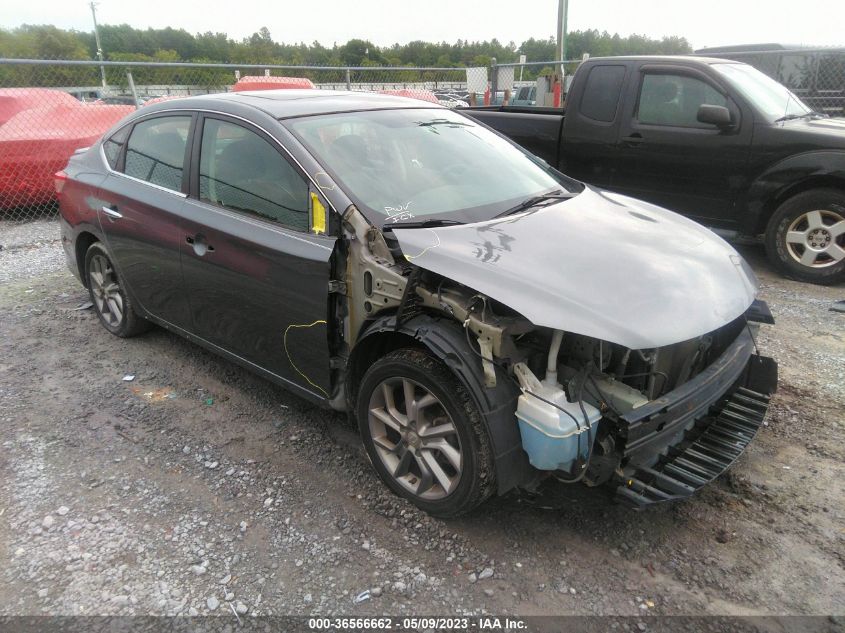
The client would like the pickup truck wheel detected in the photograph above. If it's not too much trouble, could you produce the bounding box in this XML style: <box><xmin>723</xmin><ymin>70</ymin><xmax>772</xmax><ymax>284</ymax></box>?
<box><xmin>356</xmin><ymin>348</ymin><xmax>495</xmax><ymax>517</ymax></box>
<box><xmin>84</xmin><ymin>242</ymin><xmax>151</xmax><ymax>338</ymax></box>
<box><xmin>765</xmin><ymin>188</ymin><xmax>845</xmax><ymax>285</ymax></box>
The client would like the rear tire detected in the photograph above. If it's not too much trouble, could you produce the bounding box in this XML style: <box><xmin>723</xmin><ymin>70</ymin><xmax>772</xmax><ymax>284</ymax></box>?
<box><xmin>764</xmin><ymin>188</ymin><xmax>845</xmax><ymax>285</ymax></box>
<box><xmin>84</xmin><ymin>242</ymin><xmax>151</xmax><ymax>338</ymax></box>
<box><xmin>356</xmin><ymin>348</ymin><xmax>495</xmax><ymax>517</ymax></box>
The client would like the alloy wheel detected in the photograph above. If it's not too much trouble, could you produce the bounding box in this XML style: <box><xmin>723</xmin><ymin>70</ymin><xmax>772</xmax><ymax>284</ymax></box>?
<box><xmin>784</xmin><ymin>209</ymin><xmax>845</xmax><ymax>268</ymax></box>
<box><xmin>367</xmin><ymin>377</ymin><xmax>463</xmax><ymax>500</ymax></box>
<box><xmin>88</xmin><ymin>253</ymin><xmax>125</xmax><ymax>327</ymax></box>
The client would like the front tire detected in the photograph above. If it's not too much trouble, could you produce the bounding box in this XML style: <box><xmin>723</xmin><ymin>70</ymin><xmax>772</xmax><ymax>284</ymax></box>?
<box><xmin>84</xmin><ymin>242</ymin><xmax>151</xmax><ymax>338</ymax></box>
<box><xmin>764</xmin><ymin>188</ymin><xmax>845</xmax><ymax>285</ymax></box>
<box><xmin>356</xmin><ymin>348</ymin><xmax>495</xmax><ymax>517</ymax></box>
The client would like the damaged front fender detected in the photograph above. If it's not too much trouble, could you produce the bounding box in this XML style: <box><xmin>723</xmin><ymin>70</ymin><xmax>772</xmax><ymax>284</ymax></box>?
<box><xmin>356</xmin><ymin>314</ymin><xmax>535</xmax><ymax>494</ymax></box>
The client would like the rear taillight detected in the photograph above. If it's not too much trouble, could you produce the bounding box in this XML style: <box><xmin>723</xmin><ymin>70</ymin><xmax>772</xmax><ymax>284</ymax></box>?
<box><xmin>54</xmin><ymin>170</ymin><xmax>68</xmax><ymax>196</ymax></box>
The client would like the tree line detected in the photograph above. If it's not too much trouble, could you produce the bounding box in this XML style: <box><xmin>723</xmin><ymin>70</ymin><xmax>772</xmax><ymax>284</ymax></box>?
<box><xmin>1</xmin><ymin>23</ymin><xmax>691</xmax><ymax>65</ymax></box>
<box><xmin>0</xmin><ymin>24</ymin><xmax>692</xmax><ymax>88</ymax></box>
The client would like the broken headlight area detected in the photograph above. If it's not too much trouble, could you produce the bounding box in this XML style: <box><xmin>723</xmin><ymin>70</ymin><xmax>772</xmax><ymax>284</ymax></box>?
<box><xmin>509</xmin><ymin>319</ymin><xmax>776</xmax><ymax>506</ymax></box>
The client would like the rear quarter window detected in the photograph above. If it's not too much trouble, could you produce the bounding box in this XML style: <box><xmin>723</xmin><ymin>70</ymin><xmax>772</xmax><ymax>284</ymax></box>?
<box><xmin>778</xmin><ymin>54</ymin><xmax>815</xmax><ymax>93</ymax></box>
<box><xmin>103</xmin><ymin>124</ymin><xmax>130</xmax><ymax>169</ymax></box>
<box><xmin>579</xmin><ymin>65</ymin><xmax>626</xmax><ymax>122</ymax></box>
<box><xmin>123</xmin><ymin>116</ymin><xmax>191</xmax><ymax>192</ymax></box>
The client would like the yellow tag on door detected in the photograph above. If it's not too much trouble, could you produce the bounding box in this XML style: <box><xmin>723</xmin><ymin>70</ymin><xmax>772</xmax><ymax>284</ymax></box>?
<box><xmin>310</xmin><ymin>192</ymin><xmax>326</xmax><ymax>235</ymax></box>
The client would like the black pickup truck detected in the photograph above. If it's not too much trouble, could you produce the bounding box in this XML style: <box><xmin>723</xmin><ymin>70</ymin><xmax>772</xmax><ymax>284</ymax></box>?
<box><xmin>464</xmin><ymin>56</ymin><xmax>845</xmax><ymax>285</ymax></box>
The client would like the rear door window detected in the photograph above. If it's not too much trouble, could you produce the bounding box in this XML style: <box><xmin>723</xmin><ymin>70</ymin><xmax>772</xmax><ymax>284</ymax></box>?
<box><xmin>778</xmin><ymin>54</ymin><xmax>815</xmax><ymax>94</ymax></box>
<box><xmin>198</xmin><ymin>118</ymin><xmax>309</xmax><ymax>231</ymax></box>
<box><xmin>579</xmin><ymin>65</ymin><xmax>626</xmax><ymax>122</ymax></box>
<box><xmin>123</xmin><ymin>116</ymin><xmax>190</xmax><ymax>192</ymax></box>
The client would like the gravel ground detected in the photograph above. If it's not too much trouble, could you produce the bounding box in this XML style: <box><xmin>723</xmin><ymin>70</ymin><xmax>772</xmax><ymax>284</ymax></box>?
<box><xmin>0</xmin><ymin>219</ymin><xmax>64</xmax><ymax>284</ymax></box>
<box><xmin>0</xmin><ymin>220</ymin><xmax>843</xmax><ymax>621</ymax></box>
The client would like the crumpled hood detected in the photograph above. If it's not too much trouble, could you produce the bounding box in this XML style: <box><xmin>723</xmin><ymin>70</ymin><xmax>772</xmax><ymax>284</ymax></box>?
<box><xmin>392</xmin><ymin>186</ymin><xmax>758</xmax><ymax>349</ymax></box>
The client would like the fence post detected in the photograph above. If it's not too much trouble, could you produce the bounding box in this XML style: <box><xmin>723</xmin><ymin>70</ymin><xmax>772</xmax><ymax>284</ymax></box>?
<box><xmin>345</xmin><ymin>68</ymin><xmax>351</xmax><ymax>91</ymax></box>
<box><xmin>490</xmin><ymin>57</ymin><xmax>498</xmax><ymax>97</ymax></box>
<box><xmin>126</xmin><ymin>71</ymin><xmax>140</xmax><ymax>109</ymax></box>
<box><xmin>89</xmin><ymin>1</ymin><xmax>108</xmax><ymax>91</ymax></box>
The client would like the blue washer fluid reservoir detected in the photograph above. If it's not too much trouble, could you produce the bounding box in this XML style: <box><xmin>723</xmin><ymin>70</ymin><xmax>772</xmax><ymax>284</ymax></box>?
<box><xmin>513</xmin><ymin>362</ymin><xmax>601</xmax><ymax>472</ymax></box>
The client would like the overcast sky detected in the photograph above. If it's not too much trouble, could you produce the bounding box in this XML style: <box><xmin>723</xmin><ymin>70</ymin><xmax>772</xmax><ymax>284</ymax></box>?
<box><xmin>4</xmin><ymin>0</ymin><xmax>844</xmax><ymax>51</ymax></box>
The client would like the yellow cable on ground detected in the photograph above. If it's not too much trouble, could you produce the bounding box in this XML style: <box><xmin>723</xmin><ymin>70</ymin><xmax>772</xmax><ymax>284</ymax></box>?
<box><xmin>283</xmin><ymin>320</ymin><xmax>328</xmax><ymax>397</ymax></box>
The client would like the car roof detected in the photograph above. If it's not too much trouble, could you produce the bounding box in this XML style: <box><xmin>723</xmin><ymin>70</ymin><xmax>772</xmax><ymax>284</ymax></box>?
<box><xmin>140</xmin><ymin>89</ymin><xmax>445</xmax><ymax>120</ymax></box>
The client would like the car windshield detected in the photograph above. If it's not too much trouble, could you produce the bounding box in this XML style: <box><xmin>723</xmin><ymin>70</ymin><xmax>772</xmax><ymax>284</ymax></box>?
<box><xmin>285</xmin><ymin>108</ymin><xmax>581</xmax><ymax>225</ymax></box>
<box><xmin>712</xmin><ymin>62</ymin><xmax>812</xmax><ymax>121</ymax></box>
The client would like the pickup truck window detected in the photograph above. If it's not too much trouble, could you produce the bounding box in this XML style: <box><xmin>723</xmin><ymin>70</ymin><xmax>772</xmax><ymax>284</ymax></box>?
<box><xmin>637</xmin><ymin>74</ymin><xmax>727</xmax><ymax>128</ymax></box>
<box><xmin>778</xmin><ymin>54</ymin><xmax>815</xmax><ymax>93</ymax></box>
<box><xmin>580</xmin><ymin>65</ymin><xmax>625</xmax><ymax>122</ymax></box>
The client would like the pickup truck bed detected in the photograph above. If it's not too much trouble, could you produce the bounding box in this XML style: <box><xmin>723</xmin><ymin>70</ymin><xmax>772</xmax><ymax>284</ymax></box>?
<box><xmin>466</xmin><ymin>106</ymin><xmax>565</xmax><ymax>167</ymax></box>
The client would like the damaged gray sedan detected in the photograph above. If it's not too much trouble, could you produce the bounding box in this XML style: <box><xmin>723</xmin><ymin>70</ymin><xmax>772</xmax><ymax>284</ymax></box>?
<box><xmin>58</xmin><ymin>91</ymin><xmax>777</xmax><ymax>516</ymax></box>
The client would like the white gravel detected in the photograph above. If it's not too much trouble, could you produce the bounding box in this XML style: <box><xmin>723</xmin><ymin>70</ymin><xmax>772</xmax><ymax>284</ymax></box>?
<box><xmin>0</xmin><ymin>219</ymin><xmax>64</xmax><ymax>283</ymax></box>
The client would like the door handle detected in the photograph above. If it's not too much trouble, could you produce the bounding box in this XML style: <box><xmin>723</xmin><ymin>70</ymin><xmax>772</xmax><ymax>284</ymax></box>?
<box><xmin>101</xmin><ymin>205</ymin><xmax>122</xmax><ymax>220</ymax></box>
<box><xmin>186</xmin><ymin>234</ymin><xmax>214</xmax><ymax>256</ymax></box>
<box><xmin>621</xmin><ymin>133</ymin><xmax>645</xmax><ymax>148</ymax></box>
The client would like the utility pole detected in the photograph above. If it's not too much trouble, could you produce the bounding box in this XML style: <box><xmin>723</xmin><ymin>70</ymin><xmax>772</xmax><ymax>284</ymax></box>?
<box><xmin>89</xmin><ymin>1</ymin><xmax>107</xmax><ymax>90</ymax></box>
<box><xmin>556</xmin><ymin>0</ymin><xmax>569</xmax><ymax>78</ymax></box>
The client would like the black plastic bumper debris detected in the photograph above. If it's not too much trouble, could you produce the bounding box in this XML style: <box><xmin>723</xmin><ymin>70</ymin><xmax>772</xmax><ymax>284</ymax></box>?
<box><xmin>616</xmin><ymin>386</ymin><xmax>770</xmax><ymax>508</ymax></box>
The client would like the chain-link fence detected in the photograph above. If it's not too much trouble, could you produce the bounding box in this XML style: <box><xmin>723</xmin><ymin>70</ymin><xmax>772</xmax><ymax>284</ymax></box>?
<box><xmin>0</xmin><ymin>58</ymin><xmax>473</xmax><ymax>222</ymax></box>
<box><xmin>5</xmin><ymin>50</ymin><xmax>843</xmax><ymax>225</ymax></box>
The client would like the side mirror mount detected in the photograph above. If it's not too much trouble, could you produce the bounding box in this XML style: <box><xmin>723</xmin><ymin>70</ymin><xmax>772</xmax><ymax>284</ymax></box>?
<box><xmin>697</xmin><ymin>104</ymin><xmax>734</xmax><ymax>129</ymax></box>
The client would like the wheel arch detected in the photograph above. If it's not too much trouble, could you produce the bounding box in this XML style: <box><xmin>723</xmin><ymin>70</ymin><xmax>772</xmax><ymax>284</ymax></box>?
<box><xmin>75</xmin><ymin>231</ymin><xmax>100</xmax><ymax>289</ymax></box>
<box><xmin>346</xmin><ymin>326</ymin><xmax>426</xmax><ymax>408</ymax></box>
<box><xmin>761</xmin><ymin>175</ymin><xmax>845</xmax><ymax>233</ymax></box>
<box><xmin>746</xmin><ymin>151</ymin><xmax>845</xmax><ymax>235</ymax></box>
<box><xmin>349</xmin><ymin>313</ymin><xmax>534</xmax><ymax>495</ymax></box>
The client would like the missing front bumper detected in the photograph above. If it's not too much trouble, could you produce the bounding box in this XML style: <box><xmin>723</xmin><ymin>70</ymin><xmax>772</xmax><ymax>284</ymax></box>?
<box><xmin>615</xmin><ymin>384</ymin><xmax>771</xmax><ymax>508</ymax></box>
<box><xmin>612</xmin><ymin>324</ymin><xmax>778</xmax><ymax>508</ymax></box>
